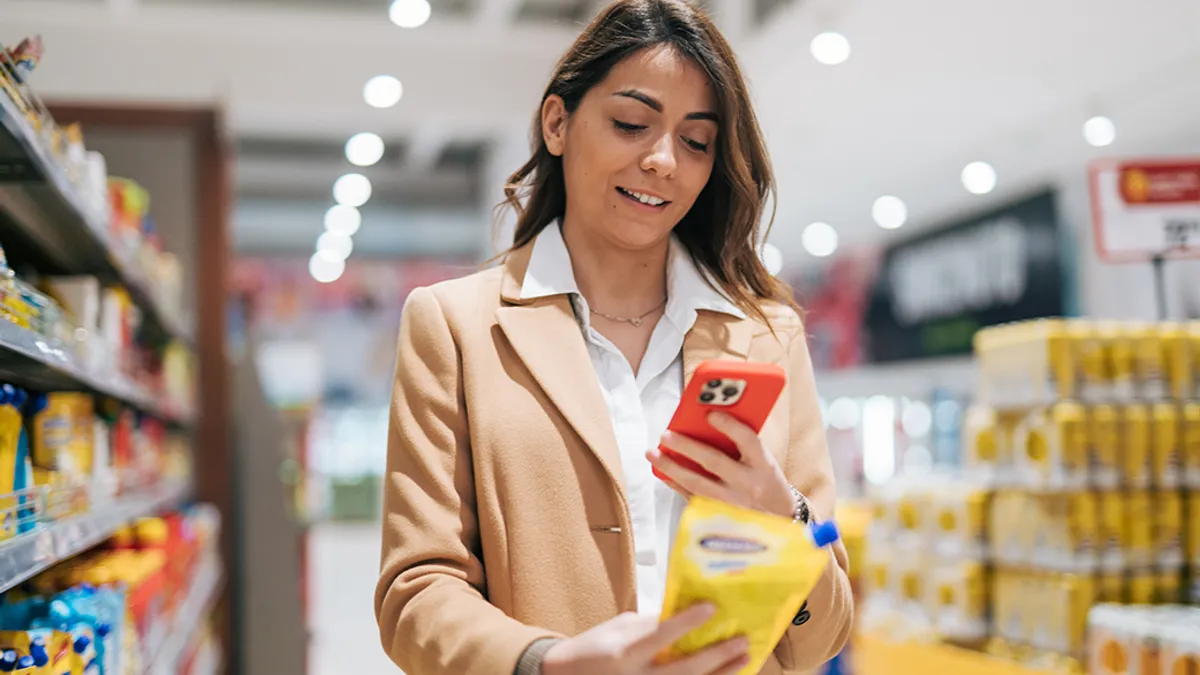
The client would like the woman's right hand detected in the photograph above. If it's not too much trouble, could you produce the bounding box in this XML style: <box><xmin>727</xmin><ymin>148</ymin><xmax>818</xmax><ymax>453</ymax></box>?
<box><xmin>541</xmin><ymin>603</ymin><xmax>750</xmax><ymax>675</ymax></box>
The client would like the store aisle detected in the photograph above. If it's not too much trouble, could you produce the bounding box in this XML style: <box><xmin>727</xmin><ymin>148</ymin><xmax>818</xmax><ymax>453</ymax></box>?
<box><xmin>308</xmin><ymin>521</ymin><xmax>401</xmax><ymax>675</ymax></box>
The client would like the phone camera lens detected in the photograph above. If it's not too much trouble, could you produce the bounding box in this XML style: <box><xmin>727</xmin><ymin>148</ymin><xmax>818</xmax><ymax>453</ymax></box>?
<box><xmin>706</xmin><ymin>379</ymin><xmax>722</xmax><ymax>389</ymax></box>
<box><xmin>722</xmin><ymin>386</ymin><xmax>738</xmax><ymax>398</ymax></box>
<box><xmin>699</xmin><ymin>392</ymin><xmax>716</xmax><ymax>403</ymax></box>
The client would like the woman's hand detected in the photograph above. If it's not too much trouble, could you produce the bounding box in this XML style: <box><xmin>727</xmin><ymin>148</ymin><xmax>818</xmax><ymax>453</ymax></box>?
<box><xmin>541</xmin><ymin>603</ymin><xmax>749</xmax><ymax>675</ymax></box>
<box><xmin>648</xmin><ymin>412</ymin><xmax>795</xmax><ymax>519</ymax></box>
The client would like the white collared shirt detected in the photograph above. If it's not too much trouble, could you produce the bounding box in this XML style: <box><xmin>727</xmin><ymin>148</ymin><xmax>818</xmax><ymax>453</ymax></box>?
<box><xmin>520</xmin><ymin>222</ymin><xmax>745</xmax><ymax>616</ymax></box>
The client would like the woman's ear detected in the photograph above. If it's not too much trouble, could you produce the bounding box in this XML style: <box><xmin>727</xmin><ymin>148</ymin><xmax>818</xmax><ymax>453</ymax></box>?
<box><xmin>541</xmin><ymin>95</ymin><xmax>568</xmax><ymax>157</ymax></box>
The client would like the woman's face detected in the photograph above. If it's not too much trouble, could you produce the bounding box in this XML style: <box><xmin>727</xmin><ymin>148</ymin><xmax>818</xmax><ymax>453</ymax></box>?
<box><xmin>543</xmin><ymin>45</ymin><xmax>719</xmax><ymax>252</ymax></box>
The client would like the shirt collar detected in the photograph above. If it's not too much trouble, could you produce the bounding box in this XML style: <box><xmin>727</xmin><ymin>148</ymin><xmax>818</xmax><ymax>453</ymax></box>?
<box><xmin>519</xmin><ymin>222</ymin><xmax>746</xmax><ymax>328</ymax></box>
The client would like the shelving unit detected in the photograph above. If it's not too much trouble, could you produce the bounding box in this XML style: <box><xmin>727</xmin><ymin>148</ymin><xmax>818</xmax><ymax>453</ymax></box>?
<box><xmin>0</xmin><ymin>89</ymin><xmax>190</xmax><ymax>346</ymax></box>
<box><xmin>0</xmin><ymin>480</ymin><xmax>189</xmax><ymax>594</ymax></box>
<box><xmin>143</xmin><ymin>553</ymin><xmax>223</xmax><ymax>675</ymax></box>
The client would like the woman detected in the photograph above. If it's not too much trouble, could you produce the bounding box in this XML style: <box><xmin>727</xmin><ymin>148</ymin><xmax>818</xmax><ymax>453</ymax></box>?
<box><xmin>374</xmin><ymin>1</ymin><xmax>853</xmax><ymax>673</ymax></box>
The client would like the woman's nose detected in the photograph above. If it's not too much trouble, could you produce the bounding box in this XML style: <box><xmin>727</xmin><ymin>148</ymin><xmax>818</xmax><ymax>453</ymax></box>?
<box><xmin>640</xmin><ymin>133</ymin><xmax>677</xmax><ymax>177</ymax></box>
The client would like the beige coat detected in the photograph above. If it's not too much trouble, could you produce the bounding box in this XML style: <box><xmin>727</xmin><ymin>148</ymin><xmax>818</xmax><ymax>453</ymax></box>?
<box><xmin>375</xmin><ymin>244</ymin><xmax>853</xmax><ymax>675</ymax></box>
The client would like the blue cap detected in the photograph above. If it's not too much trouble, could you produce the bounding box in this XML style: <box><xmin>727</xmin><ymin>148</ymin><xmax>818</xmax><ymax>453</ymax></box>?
<box><xmin>73</xmin><ymin>635</ymin><xmax>91</xmax><ymax>653</ymax></box>
<box><xmin>96</xmin><ymin>624</ymin><xmax>111</xmax><ymax>638</ymax></box>
<box><xmin>28</xmin><ymin>639</ymin><xmax>47</xmax><ymax>667</ymax></box>
<box><xmin>16</xmin><ymin>657</ymin><xmax>33</xmax><ymax>670</ymax></box>
<box><xmin>809</xmin><ymin>520</ymin><xmax>841</xmax><ymax>548</ymax></box>
<box><xmin>0</xmin><ymin>651</ymin><xmax>16</xmax><ymax>672</ymax></box>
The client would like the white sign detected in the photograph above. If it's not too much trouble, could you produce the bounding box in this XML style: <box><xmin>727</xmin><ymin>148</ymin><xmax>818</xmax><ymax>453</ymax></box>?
<box><xmin>1089</xmin><ymin>158</ymin><xmax>1200</xmax><ymax>263</ymax></box>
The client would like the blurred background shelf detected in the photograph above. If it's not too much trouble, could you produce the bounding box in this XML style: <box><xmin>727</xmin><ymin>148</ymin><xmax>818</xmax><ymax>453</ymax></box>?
<box><xmin>855</xmin><ymin>635</ymin><xmax>1065</xmax><ymax>675</ymax></box>
<box><xmin>0</xmin><ymin>93</ymin><xmax>190</xmax><ymax>346</ymax></box>
<box><xmin>0</xmin><ymin>316</ymin><xmax>193</xmax><ymax>426</ymax></box>
<box><xmin>0</xmin><ymin>480</ymin><xmax>190</xmax><ymax>594</ymax></box>
<box><xmin>143</xmin><ymin>552</ymin><xmax>223</xmax><ymax>675</ymax></box>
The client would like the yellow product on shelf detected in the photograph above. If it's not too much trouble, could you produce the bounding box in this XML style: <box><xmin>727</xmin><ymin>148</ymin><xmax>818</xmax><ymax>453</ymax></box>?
<box><xmin>1126</xmin><ymin>491</ymin><xmax>1154</xmax><ymax>570</ymax></box>
<box><xmin>1153</xmin><ymin>491</ymin><xmax>1184</xmax><ymax>570</ymax></box>
<box><xmin>991</xmin><ymin>569</ymin><xmax>1021</xmax><ymax>644</ymax></box>
<box><xmin>1188</xmin><ymin>492</ymin><xmax>1200</xmax><ymax>568</ymax></box>
<box><xmin>857</xmin><ymin>632</ymin><xmax>1066</xmax><ymax>675</ymax></box>
<box><xmin>1151</xmin><ymin>403</ymin><xmax>1181</xmax><ymax>489</ymax></box>
<box><xmin>1097</xmin><ymin>491</ymin><xmax>1127</xmax><ymax>572</ymax></box>
<box><xmin>1161</xmin><ymin>323</ymin><xmax>1193</xmax><ymax>401</ymax></box>
<box><xmin>1161</xmin><ymin>621</ymin><xmax>1200</xmax><ymax>675</ymax></box>
<box><xmin>1075</xmin><ymin>321</ymin><xmax>1112</xmax><ymax>403</ymax></box>
<box><xmin>1062</xmin><ymin>573</ymin><xmax>1097</xmax><ymax>659</ymax></box>
<box><xmin>1123</xmin><ymin>405</ymin><xmax>1153</xmax><ymax>489</ymax></box>
<box><xmin>1184</xmin><ymin>403</ymin><xmax>1200</xmax><ymax>490</ymax></box>
<box><xmin>1127</xmin><ymin>570</ymin><xmax>1156</xmax><ymax>605</ymax></box>
<box><xmin>1191</xmin><ymin>323</ymin><xmax>1200</xmax><ymax>399</ymax></box>
<box><xmin>1091</xmin><ymin>405</ymin><xmax>1122</xmax><ymax>490</ymax></box>
<box><xmin>1155</xmin><ymin>568</ymin><xmax>1182</xmax><ymax>605</ymax></box>
<box><xmin>1110</xmin><ymin>325</ymin><xmax>1137</xmax><ymax>402</ymax></box>
<box><xmin>928</xmin><ymin>561</ymin><xmax>989</xmax><ymax>643</ymax></box>
<box><xmin>1044</xmin><ymin>491</ymin><xmax>1098</xmax><ymax>573</ymax></box>
<box><xmin>930</xmin><ymin>484</ymin><xmax>990</xmax><ymax>560</ymax></box>
<box><xmin>990</xmin><ymin>491</ymin><xmax>1032</xmax><ymax>567</ymax></box>
<box><xmin>1130</xmin><ymin>323</ymin><xmax>1168</xmax><ymax>401</ymax></box>
<box><xmin>1016</xmin><ymin>403</ymin><xmax>1089</xmax><ymax>491</ymax></box>
<box><xmin>1095</xmin><ymin>570</ymin><xmax>1125</xmax><ymax>605</ymax></box>
<box><xmin>1087</xmin><ymin>605</ymin><xmax>1134</xmax><ymax>675</ymax></box>
<box><xmin>962</xmin><ymin>405</ymin><xmax>1010</xmax><ymax>484</ymax></box>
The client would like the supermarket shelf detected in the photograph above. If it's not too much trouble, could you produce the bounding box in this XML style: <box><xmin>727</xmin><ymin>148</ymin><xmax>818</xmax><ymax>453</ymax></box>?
<box><xmin>0</xmin><ymin>91</ymin><xmax>190</xmax><ymax>346</ymax></box>
<box><xmin>0</xmin><ymin>480</ymin><xmax>190</xmax><ymax>595</ymax></box>
<box><xmin>0</xmin><ymin>317</ymin><xmax>193</xmax><ymax>426</ymax></box>
<box><xmin>855</xmin><ymin>634</ymin><xmax>1062</xmax><ymax>675</ymax></box>
<box><xmin>144</xmin><ymin>555</ymin><xmax>223</xmax><ymax>675</ymax></box>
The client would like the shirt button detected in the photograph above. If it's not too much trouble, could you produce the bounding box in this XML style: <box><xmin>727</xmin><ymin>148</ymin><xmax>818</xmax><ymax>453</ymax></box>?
<box><xmin>792</xmin><ymin>610</ymin><xmax>811</xmax><ymax>626</ymax></box>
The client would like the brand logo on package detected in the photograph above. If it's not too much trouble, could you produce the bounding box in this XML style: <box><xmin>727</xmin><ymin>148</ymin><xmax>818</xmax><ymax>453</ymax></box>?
<box><xmin>699</xmin><ymin>535</ymin><xmax>766</xmax><ymax>554</ymax></box>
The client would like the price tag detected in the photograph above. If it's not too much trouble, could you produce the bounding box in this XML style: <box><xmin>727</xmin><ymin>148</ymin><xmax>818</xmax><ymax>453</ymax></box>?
<box><xmin>1089</xmin><ymin>158</ymin><xmax>1200</xmax><ymax>262</ymax></box>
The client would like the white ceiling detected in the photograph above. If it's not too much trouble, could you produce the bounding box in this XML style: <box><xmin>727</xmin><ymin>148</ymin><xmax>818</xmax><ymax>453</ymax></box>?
<box><xmin>8</xmin><ymin>0</ymin><xmax>1200</xmax><ymax>263</ymax></box>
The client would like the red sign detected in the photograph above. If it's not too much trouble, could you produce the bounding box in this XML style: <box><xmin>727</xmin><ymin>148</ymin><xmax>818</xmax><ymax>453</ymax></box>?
<box><xmin>1117</xmin><ymin>161</ymin><xmax>1200</xmax><ymax>204</ymax></box>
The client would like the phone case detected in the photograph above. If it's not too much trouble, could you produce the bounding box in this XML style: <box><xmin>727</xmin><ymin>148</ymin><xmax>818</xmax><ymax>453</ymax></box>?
<box><xmin>654</xmin><ymin>359</ymin><xmax>787</xmax><ymax>482</ymax></box>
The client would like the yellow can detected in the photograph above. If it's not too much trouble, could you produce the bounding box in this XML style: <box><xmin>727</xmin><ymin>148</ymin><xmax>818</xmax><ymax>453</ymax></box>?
<box><xmin>1154</xmin><ymin>491</ymin><xmax>1184</xmax><ymax>569</ymax></box>
<box><xmin>1128</xmin><ymin>570</ymin><xmax>1156</xmax><ymax>604</ymax></box>
<box><xmin>1123</xmin><ymin>405</ymin><xmax>1152</xmax><ymax>489</ymax></box>
<box><xmin>1092</xmin><ymin>405</ymin><xmax>1122</xmax><ymax>489</ymax></box>
<box><xmin>1155</xmin><ymin>568</ymin><xmax>1182</xmax><ymax>605</ymax></box>
<box><xmin>1098</xmin><ymin>491</ymin><xmax>1127</xmax><ymax>572</ymax></box>
<box><xmin>1183</xmin><ymin>403</ymin><xmax>1200</xmax><ymax>490</ymax></box>
<box><xmin>1152</xmin><ymin>403</ymin><xmax>1181</xmax><ymax>489</ymax></box>
<box><xmin>1189</xmin><ymin>492</ymin><xmax>1200</xmax><ymax>568</ymax></box>
<box><xmin>1066</xmin><ymin>492</ymin><xmax>1098</xmax><ymax>571</ymax></box>
<box><xmin>1127</xmin><ymin>492</ymin><xmax>1154</xmax><ymax>570</ymax></box>
<box><xmin>1110</xmin><ymin>325</ymin><xmax>1137</xmax><ymax>402</ymax></box>
<box><xmin>1065</xmin><ymin>573</ymin><xmax>1097</xmax><ymax>658</ymax></box>
<box><xmin>1046</xmin><ymin>319</ymin><xmax>1078</xmax><ymax>403</ymax></box>
<box><xmin>1131</xmin><ymin>323</ymin><xmax>1168</xmax><ymax>400</ymax></box>
<box><xmin>1095</xmin><ymin>570</ymin><xmax>1125</xmax><ymax>604</ymax></box>
<box><xmin>1075</xmin><ymin>322</ymin><xmax>1111</xmax><ymax>402</ymax></box>
<box><xmin>1161</xmin><ymin>322</ymin><xmax>1193</xmax><ymax>401</ymax></box>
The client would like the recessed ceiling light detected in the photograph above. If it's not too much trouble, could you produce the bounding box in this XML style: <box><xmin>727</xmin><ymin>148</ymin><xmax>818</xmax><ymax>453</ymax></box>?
<box><xmin>872</xmin><ymin>195</ymin><xmax>908</xmax><ymax>230</ymax></box>
<box><xmin>317</xmin><ymin>231</ymin><xmax>354</xmax><ymax>261</ymax></box>
<box><xmin>324</xmin><ymin>205</ymin><xmax>362</xmax><ymax>236</ymax></box>
<box><xmin>364</xmin><ymin>75</ymin><xmax>403</xmax><ymax>109</ymax></box>
<box><xmin>346</xmin><ymin>133</ymin><xmax>385</xmax><ymax>167</ymax></box>
<box><xmin>333</xmin><ymin>173</ymin><xmax>372</xmax><ymax>207</ymax></box>
<box><xmin>309</xmin><ymin>250</ymin><xmax>346</xmax><ymax>284</ymax></box>
<box><xmin>802</xmin><ymin>222</ymin><xmax>839</xmax><ymax>257</ymax></box>
<box><xmin>389</xmin><ymin>0</ymin><xmax>431</xmax><ymax>28</ymax></box>
<box><xmin>760</xmin><ymin>243</ymin><xmax>784</xmax><ymax>276</ymax></box>
<box><xmin>961</xmin><ymin>161</ymin><xmax>997</xmax><ymax>195</ymax></box>
<box><xmin>810</xmin><ymin>32</ymin><xmax>851</xmax><ymax>65</ymax></box>
<box><xmin>1083</xmin><ymin>116</ymin><xmax>1116</xmax><ymax>147</ymax></box>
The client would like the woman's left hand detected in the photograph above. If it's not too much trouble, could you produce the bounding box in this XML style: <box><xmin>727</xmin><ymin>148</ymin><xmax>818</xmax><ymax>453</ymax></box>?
<box><xmin>647</xmin><ymin>412</ymin><xmax>795</xmax><ymax>519</ymax></box>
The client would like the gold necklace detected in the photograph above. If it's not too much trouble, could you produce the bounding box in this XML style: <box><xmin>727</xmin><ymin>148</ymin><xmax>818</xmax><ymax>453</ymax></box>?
<box><xmin>588</xmin><ymin>297</ymin><xmax>667</xmax><ymax>327</ymax></box>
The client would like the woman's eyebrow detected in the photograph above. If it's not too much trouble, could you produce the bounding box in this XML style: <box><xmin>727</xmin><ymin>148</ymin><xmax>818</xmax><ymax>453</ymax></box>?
<box><xmin>612</xmin><ymin>89</ymin><xmax>718</xmax><ymax>122</ymax></box>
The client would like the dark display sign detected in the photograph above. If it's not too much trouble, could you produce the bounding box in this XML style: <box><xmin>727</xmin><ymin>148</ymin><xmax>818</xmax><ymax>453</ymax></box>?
<box><xmin>864</xmin><ymin>190</ymin><xmax>1066</xmax><ymax>362</ymax></box>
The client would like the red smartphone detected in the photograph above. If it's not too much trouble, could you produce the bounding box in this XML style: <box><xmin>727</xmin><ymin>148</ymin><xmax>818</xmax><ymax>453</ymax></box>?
<box><xmin>653</xmin><ymin>359</ymin><xmax>787</xmax><ymax>483</ymax></box>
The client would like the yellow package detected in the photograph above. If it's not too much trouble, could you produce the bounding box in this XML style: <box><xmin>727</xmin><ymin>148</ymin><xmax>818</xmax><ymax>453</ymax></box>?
<box><xmin>1123</xmin><ymin>405</ymin><xmax>1152</xmax><ymax>489</ymax></box>
<box><xmin>1161</xmin><ymin>323</ymin><xmax>1193</xmax><ymax>400</ymax></box>
<box><xmin>1131</xmin><ymin>324</ymin><xmax>1167</xmax><ymax>401</ymax></box>
<box><xmin>1098</xmin><ymin>492</ymin><xmax>1127</xmax><ymax>572</ymax></box>
<box><xmin>1152</xmin><ymin>403</ymin><xmax>1181</xmax><ymax>489</ymax></box>
<box><xmin>1126</xmin><ymin>492</ymin><xmax>1154</xmax><ymax>569</ymax></box>
<box><xmin>658</xmin><ymin>496</ymin><xmax>839</xmax><ymax>674</ymax></box>
<box><xmin>929</xmin><ymin>561</ymin><xmax>988</xmax><ymax>643</ymax></box>
<box><xmin>1188</xmin><ymin>493</ymin><xmax>1200</xmax><ymax>568</ymax></box>
<box><xmin>1064</xmin><ymin>492</ymin><xmax>1098</xmax><ymax>572</ymax></box>
<box><xmin>1095</xmin><ymin>570</ymin><xmax>1124</xmax><ymax>604</ymax></box>
<box><xmin>1075</xmin><ymin>321</ymin><xmax>1111</xmax><ymax>402</ymax></box>
<box><xmin>1184</xmin><ymin>403</ymin><xmax>1200</xmax><ymax>489</ymax></box>
<box><xmin>1154</xmin><ymin>491</ymin><xmax>1184</xmax><ymax>569</ymax></box>
<box><xmin>1110</xmin><ymin>326</ymin><xmax>1137</xmax><ymax>401</ymax></box>
<box><xmin>1128</xmin><ymin>571</ymin><xmax>1155</xmax><ymax>605</ymax></box>
<box><xmin>1018</xmin><ymin>403</ymin><xmax>1089</xmax><ymax>490</ymax></box>
<box><xmin>1091</xmin><ymin>405</ymin><xmax>1122</xmax><ymax>489</ymax></box>
<box><xmin>1155</xmin><ymin>569</ymin><xmax>1182</xmax><ymax>605</ymax></box>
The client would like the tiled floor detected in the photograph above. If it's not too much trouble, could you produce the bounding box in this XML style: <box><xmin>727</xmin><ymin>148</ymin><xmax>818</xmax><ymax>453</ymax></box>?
<box><xmin>308</xmin><ymin>521</ymin><xmax>403</xmax><ymax>675</ymax></box>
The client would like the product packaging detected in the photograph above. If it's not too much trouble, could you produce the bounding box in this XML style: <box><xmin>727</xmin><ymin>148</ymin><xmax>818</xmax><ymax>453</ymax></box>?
<box><xmin>657</xmin><ymin>496</ymin><xmax>839</xmax><ymax>674</ymax></box>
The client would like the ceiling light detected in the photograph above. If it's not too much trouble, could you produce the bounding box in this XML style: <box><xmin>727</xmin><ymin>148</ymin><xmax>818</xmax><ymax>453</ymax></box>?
<box><xmin>961</xmin><ymin>161</ymin><xmax>997</xmax><ymax>195</ymax></box>
<box><xmin>810</xmin><ymin>32</ymin><xmax>851</xmax><ymax>65</ymax></box>
<box><xmin>760</xmin><ymin>243</ymin><xmax>784</xmax><ymax>276</ymax></box>
<box><xmin>324</xmin><ymin>205</ymin><xmax>362</xmax><ymax>236</ymax></box>
<box><xmin>872</xmin><ymin>195</ymin><xmax>908</xmax><ymax>230</ymax></box>
<box><xmin>802</xmin><ymin>222</ymin><xmax>838</xmax><ymax>257</ymax></box>
<box><xmin>317</xmin><ymin>231</ymin><xmax>354</xmax><ymax>261</ymax></box>
<box><xmin>333</xmin><ymin>173</ymin><xmax>372</xmax><ymax>207</ymax></box>
<box><xmin>345</xmin><ymin>133</ymin><xmax>385</xmax><ymax>167</ymax></box>
<box><xmin>364</xmin><ymin>75</ymin><xmax>403</xmax><ymax>109</ymax></box>
<box><xmin>1083</xmin><ymin>115</ymin><xmax>1116</xmax><ymax>147</ymax></box>
<box><xmin>309</xmin><ymin>250</ymin><xmax>346</xmax><ymax>284</ymax></box>
<box><xmin>389</xmin><ymin>0</ymin><xmax>431</xmax><ymax>28</ymax></box>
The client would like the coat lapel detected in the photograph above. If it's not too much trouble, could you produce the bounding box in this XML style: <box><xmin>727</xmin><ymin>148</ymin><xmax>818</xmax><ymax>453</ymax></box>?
<box><xmin>683</xmin><ymin>310</ymin><xmax>755</xmax><ymax>385</ymax></box>
<box><xmin>495</xmin><ymin>246</ymin><xmax>626</xmax><ymax>495</ymax></box>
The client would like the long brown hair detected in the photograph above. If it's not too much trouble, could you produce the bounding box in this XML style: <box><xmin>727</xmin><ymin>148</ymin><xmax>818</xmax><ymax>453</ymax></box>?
<box><xmin>497</xmin><ymin>0</ymin><xmax>798</xmax><ymax>324</ymax></box>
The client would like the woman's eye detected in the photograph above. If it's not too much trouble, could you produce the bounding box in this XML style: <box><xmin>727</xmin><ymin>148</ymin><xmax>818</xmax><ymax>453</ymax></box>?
<box><xmin>613</xmin><ymin>119</ymin><xmax>647</xmax><ymax>134</ymax></box>
<box><xmin>683</xmin><ymin>137</ymin><xmax>710</xmax><ymax>153</ymax></box>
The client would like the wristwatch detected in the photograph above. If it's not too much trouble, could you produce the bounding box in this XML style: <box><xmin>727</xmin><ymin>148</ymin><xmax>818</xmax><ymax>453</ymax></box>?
<box><xmin>788</xmin><ymin>484</ymin><xmax>812</xmax><ymax>525</ymax></box>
